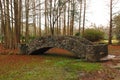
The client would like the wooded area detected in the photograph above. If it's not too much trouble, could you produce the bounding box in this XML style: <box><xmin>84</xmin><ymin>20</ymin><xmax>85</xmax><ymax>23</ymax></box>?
<box><xmin>1</xmin><ymin>1</ymin><xmax>120</xmax><ymax>80</ymax></box>
<box><xmin>0</xmin><ymin>0</ymin><xmax>88</xmax><ymax>49</ymax></box>
<box><xmin>0</xmin><ymin>0</ymin><xmax>119</xmax><ymax>49</ymax></box>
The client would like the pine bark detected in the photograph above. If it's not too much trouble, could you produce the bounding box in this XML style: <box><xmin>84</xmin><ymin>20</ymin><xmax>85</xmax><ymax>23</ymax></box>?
<box><xmin>108</xmin><ymin>0</ymin><xmax>113</xmax><ymax>44</ymax></box>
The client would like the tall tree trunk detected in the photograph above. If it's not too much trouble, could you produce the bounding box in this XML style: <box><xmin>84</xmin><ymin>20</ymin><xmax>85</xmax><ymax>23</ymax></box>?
<box><xmin>18</xmin><ymin>0</ymin><xmax>22</xmax><ymax>42</ymax></box>
<box><xmin>14</xmin><ymin>0</ymin><xmax>20</xmax><ymax>47</ymax></box>
<box><xmin>70</xmin><ymin>0</ymin><xmax>75</xmax><ymax>35</ymax></box>
<box><xmin>45</xmin><ymin>0</ymin><xmax>48</xmax><ymax>35</ymax></box>
<box><xmin>0</xmin><ymin>0</ymin><xmax>5</xmax><ymax>44</ymax></box>
<box><xmin>21</xmin><ymin>1</ymin><xmax>24</xmax><ymax>42</ymax></box>
<box><xmin>6</xmin><ymin>0</ymin><xmax>12</xmax><ymax>48</ymax></box>
<box><xmin>79</xmin><ymin>0</ymin><xmax>82</xmax><ymax>34</ymax></box>
<box><xmin>56</xmin><ymin>3</ymin><xmax>59</xmax><ymax>35</ymax></box>
<box><xmin>25</xmin><ymin>0</ymin><xmax>29</xmax><ymax>42</ymax></box>
<box><xmin>39</xmin><ymin>0</ymin><xmax>41</xmax><ymax>36</ymax></box>
<box><xmin>33</xmin><ymin>0</ymin><xmax>36</xmax><ymax>36</ymax></box>
<box><xmin>63</xmin><ymin>0</ymin><xmax>66</xmax><ymax>35</ymax></box>
<box><xmin>82</xmin><ymin>0</ymin><xmax>86</xmax><ymax>35</ymax></box>
<box><xmin>58</xmin><ymin>0</ymin><xmax>61</xmax><ymax>35</ymax></box>
<box><xmin>46</xmin><ymin>7</ymin><xmax>50</xmax><ymax>35</ymax></box>
<box><xmin>3</xmin><ymin>0</ymin><xmax>7</xmax><ymax>47</ymax></box>
<box><xmin>108</xmin><ymin>0</ymin><xmax>113</xmax><ymax>44</ymax></box>
<box><xmin>10</xmin><ymin>0</ymin><xmax>15</xmax><ymax>48</ymax></box>
<box><xmin>50</xmin><ymin>0</ymin><xmax>54</xmax><ymax>35</ymax></box>
<box><xmin>52</xmin><ymin>0</ymin><xmax>55</xmax><ymax>35</ymax></box>
<box><xmin>67</xmin><ymin>0</ymin><xmax>70</xmax><ymax>35</ymax></box>
<box><xmin>59</xmin><ymin>17</ymin><xmax>61</xmax><ymax>35</ymax></box>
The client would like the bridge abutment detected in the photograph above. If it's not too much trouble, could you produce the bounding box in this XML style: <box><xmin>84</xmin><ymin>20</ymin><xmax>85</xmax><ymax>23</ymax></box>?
<box><xmin>86</xmin><ymin>44</ymin><xmax>108</xmax><ymax>62</ymax></box>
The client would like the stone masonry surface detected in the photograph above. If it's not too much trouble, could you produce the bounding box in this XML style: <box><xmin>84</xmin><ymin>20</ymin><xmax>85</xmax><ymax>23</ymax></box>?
<box><xmin>19</xmin><ymin>36</ymin><xmax>108</xmax><ymax>61</ymax></box>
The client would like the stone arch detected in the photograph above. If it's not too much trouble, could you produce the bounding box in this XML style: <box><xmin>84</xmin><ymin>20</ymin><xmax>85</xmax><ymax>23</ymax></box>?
<box><xmin>19</xmin><ymin>36</ymin><xmax>108</xmax><ymax>61</ymax></box>
<box><xmin>27</xmin><ymin>36</ymin><xmax>90</xmax><ymax>58</ymax></box>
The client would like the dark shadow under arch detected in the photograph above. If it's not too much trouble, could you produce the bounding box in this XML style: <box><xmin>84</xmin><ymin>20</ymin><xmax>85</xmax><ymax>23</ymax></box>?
<box><xmin>30</xmin><ymin>47</ymin><xmax>77</xmax><ymax>58</ymax></box>
<box><xmin>30</xmin><ymin>47</ymin><xmax>53</xmax><ymax>55</ymax></box>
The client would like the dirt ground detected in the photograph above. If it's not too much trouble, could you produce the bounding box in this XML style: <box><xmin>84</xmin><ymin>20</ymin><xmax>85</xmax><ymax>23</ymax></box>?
<box><xmin>81</xmin><ymin>45</ymin><xmax>120</xmax><ymax>80</ymax></box>
<box><xmin>0</xmin><ymin>44</ymin><xmax>120</xmax><ymax>80</ymax></box>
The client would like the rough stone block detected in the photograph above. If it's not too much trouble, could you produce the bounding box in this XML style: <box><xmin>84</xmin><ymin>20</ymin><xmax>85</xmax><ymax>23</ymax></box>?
<box><xmin>86</xmin><ymin>44</ymin><xmax>108</xmax><ymax>62</ymax></box>
<box><xmin>18</xmin><ymin>43</ymin><xmax>28</xmax><ymax>54</ymax></box>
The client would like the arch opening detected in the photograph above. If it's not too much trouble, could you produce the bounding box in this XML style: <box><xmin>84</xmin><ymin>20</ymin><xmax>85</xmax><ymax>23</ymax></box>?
<box><xmin>30</xmin><ymin>47</ymin><xmax>53</xmax><ymax>55</ymax></box>
<box><xmin>30</xmin><ymin>47</ymin><xmax>77</xmax><ymax>58</ymax></box>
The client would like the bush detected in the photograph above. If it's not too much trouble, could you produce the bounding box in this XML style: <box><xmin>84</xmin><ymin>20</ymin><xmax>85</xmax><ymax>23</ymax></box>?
<box><xmin>75</xmin><ymin>32</ymin><xmax>81</xmax><ymax>36</ymax></box>
<box><xmin>0</xmin><ymin>35</ymin><xmax>3</xmax><ymax>42</ymax></box>
<box><xmin>116</xmin><ymin>33</ymin><xmax>120</xmax><ymax>40</ymax></box>
<box><xmin>83</xmin><ymin>29</ymin><xmax>104</xmax><ymax>42</ymax></box>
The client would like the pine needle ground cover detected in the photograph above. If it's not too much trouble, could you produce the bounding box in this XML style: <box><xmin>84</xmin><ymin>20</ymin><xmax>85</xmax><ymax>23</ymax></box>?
<box><xmin>0</xmin><ymin>55</ymin><xmax>102</xmax><ymax>80</ymax></box>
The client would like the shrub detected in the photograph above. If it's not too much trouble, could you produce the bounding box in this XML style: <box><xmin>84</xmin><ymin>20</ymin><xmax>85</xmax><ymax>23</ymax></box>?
<box><xmin>0</xmin><ymin>35</ymin><xmax>3</xmax><ymax>42</ymax></box>
<box><xmin>83</xmin><ymin>28</ymin><xmax>104</xmax><ymax>42</ymax></box>
<box><xmin>75</xmin><ymin>32</ymin><xmax>81</xmax><ymax>36</ymax></box>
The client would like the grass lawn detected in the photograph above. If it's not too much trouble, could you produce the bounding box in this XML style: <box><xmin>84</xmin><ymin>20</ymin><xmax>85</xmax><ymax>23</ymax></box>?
<box><xmin>0</xmin><ymin>54</ymin><xmax>102</xmax><ymax>80</ymax></box>
<box><xmin>100</xmin><ymin>39</ymin><xmax>119</xmax><ymax>44</ymax></box>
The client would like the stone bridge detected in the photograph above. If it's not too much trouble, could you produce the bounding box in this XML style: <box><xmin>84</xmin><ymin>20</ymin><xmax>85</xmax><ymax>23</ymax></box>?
<box><xmin>19</xmin><ymin>36</ymin><xmax>108</xmax><ymax>62</ymax></box>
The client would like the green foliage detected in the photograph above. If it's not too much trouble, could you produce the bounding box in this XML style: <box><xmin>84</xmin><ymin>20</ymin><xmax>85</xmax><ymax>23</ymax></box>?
<box><xmin>20</xmin><ymin>35</ymin><xmax>25</xmax><ymax>42</ymax></box>
<box><xmin>20</xmin><ymin>35</ymin><xmax>35</xmax><ymax>43</ymax></box>
<box><xmin>116</xmin><ymin>34</ymin><xmax>120</xmax><ymax>43</ymax></box>
<box><xmin>113</xmin><ymin>14</ymin><xmax>120</xmax><ymax>41</ymax></box>
<box><xmin>0</xmin><ymin>35</ymin><xmax>3</xmax><ymax>42</ymax></box>
<box><xmin>29</xmin><ymin>36</ymin><xmax>35</xmax><ymax>41</ymax></box>
<box><xmin>83</xmin><ymin>28</ymin><xmax>104</xmax><ymax>42</ymax></box>
<box><xmin>75</xmin><ymin>32</ymin><xmax>81</xmax><ymax>36</ymax></box>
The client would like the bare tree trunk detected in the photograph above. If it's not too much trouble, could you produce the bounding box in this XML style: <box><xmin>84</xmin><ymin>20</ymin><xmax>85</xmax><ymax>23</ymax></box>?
<box><xmin>0</xmin><ymin>0</ymin><xmax>5</xmax><ymax>44</ymax></box>
<box><xmin>50</xmin><ymin>0</ymin><xmax>54</xmax><ymax>35</ymax></box>
<box><xmin>39</xmin><ymin>0</ymin><xmax>41</xmax><ymax>36</ymax></box>
<box><xmin>82</xmin><ymin>0</ymin><xmax>86</xmax><ymax>35</ymax></box>
<box><xmin>63</xmin><ymin>0</ymin><xmax>66</xmax><ymax>35</ymax></box>
<box><xmin>56</xmin><ymin>4</ymin><xmax>59</xmax><ymax>35</ymax></box>
<box><xmin>108</xmin><ymin>0</ymin><xmax>113</xmax><ymax>44</ymax></box>
<box><xmin>58</xmin><ymin>0</ymin><xmax>61</xmax><ymax>35</ymax></box>
<box><xmin>67</xmin><ymin>0</ymin><xmax>70</xmax><ymax>35</ymax></box>
<box><xmin>33</xmin><ymin>0</ymin><xmax>36</xmax><ymax>36</ymax></box>
<box><xmin>10</xmin><ymin>0</ymin><xmax>15</xmax><ymax>48</ymax></box>
<box><xmin>70</xmin><ymin>0</ymin><xmax>75</xmax><ymax>35</ymax></box>
<box><xmin>3</xmin><ymin>0</ymin><xmax>7</xmax><ymax>47</ymax></box>
<box><xmin>6</xmin><ymin>0</ymin><xmax>12</xmax><ymax>48</ymax></box>
<box><xmin>18</xmin><ymin>0</ymin><xmax>22</xmax><ymax>42</ymax></box>
<box><xmin>2</xmin><ymin>0</ymin><xmax>12</xmax><ymax>48</ymax></box>
<box><xmin>21</xmin><ymin>1</ymin><xmax>24</xmax><ymax>43</ymax></box>
<box><xmin>79</xmin><ymin>0</ymin><xmax>82</xmax><ymax>34</ymax></box>
<box><xmin>56</xmin><ymin>0</ymin><xmax>60</xmax><ymax>35</ymax></box>
<box><xmin>25</xmin><ymin>0</ymin><xmax>29</xmax><ymax>42</ymax></box>
<box><xmin>46</xmin><ymin>8</ymin><xmax>50</xmax><ymax>35</ymax></box>
<box><xmin>45</xmin><ymin>0</ymin><xmax>48</xmax><ymax>35</ymax></box>
<box><xmin>59</xmin><ymin>17</ymin><xmax>61</xmax><ymax>35</ymax></box>
<box><xmin>14</xmin><ymin>0</ymin><xmax>20</xmax><ymax>47</ymax></box>
<box><xmin>52</xmin><ymin>0</ymin><xmax>55</xmax><ymax>35</ymax></box>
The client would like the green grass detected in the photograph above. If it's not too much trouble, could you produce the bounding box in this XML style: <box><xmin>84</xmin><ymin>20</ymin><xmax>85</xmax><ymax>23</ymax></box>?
<box><xmin>0</xmin><ymin>55</ymin><xmax>103</xmax><ymax>80</ymax></box>
<box><xmin>99</xmin><ymin>39</ymin><xmax>119</xmax><ymax>44</ymax></box>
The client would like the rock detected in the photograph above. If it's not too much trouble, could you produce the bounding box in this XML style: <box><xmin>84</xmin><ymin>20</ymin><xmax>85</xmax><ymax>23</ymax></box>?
<box><xmin>100</xmin><ymin>55</ymin><xmax>116</xmax><ymax>61</ymax></box>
